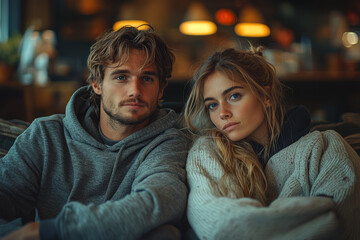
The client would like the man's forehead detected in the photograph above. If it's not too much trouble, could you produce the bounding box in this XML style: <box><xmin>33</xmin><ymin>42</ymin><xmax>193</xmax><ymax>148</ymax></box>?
<box><xmin>108</xmin><ymin>62</ymin><xmax>158</xmax><ymax>71</ymax></box>
<box><xmin>108</xmin><ymin>51</ymin><xmax>158</xmax><ymax>74</ymax></box>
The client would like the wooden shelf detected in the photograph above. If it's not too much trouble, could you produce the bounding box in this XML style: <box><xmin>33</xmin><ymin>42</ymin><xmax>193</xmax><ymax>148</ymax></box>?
<box><xmin>0</xmin><ymin>81</ymin><xmax>79</xmax><ymax>122</ymax></box>
<box><xmin>280</xmin><ymin>71</ymin><xmax>360</xmax><ymax>82</ymax></box>
<box><xmin>280</xmin><ymin>73</ymin><xmax>360</xmax><ymax>122</ymax></box>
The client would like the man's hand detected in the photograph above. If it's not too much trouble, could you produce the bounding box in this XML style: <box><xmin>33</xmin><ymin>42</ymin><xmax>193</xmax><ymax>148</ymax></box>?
<box><xmin>2</xmin><ymin>222</ymin><xmax>39</xmax><ymax>240</ymax></box>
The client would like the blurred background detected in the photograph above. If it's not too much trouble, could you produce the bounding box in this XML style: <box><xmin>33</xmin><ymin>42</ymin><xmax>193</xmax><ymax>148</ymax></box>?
<box><xmin>0</xmin><ymin>0</ymin><xmax>359</xmax><ymax>123</ymax></box>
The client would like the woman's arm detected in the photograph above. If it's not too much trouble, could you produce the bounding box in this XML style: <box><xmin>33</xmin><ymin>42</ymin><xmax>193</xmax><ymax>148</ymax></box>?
<box><xmin>186</xmin><ymin>138</ymin><xmax>339</xmax><ymax>240</ymax></box>
<box><xmin>267</xmin><ymin>130</ymin><xmax>360</xmax><ymax>239</ymax></box>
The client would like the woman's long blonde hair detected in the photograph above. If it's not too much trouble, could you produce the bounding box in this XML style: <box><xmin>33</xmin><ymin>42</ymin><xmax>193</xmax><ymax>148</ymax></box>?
<box><xmin>184</xmin><ymin>47</ymin><xmax>285</xmax><ymax>204</ymax></box>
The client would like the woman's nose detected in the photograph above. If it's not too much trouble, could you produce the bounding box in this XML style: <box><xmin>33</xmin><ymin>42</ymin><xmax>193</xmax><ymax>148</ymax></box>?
<box><xmin>219</xmin><ymin>105</ymin><xmax>232</xmax><ymax>120</ymax></box>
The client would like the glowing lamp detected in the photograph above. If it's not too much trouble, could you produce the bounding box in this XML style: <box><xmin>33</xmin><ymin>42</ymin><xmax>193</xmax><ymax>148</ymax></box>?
<box><xmin>179</xmin><ymin>2</ymin><xmax>217</xmax><ymax>36</ymax></box>
<box><xmin>179</xmin><ymin>21</ymin><xmax>217</xmax><ymax>36</ymax></box>
<box><xmin>113</xmin><ymin>20</ymin><xmax>150</xmax><ymax>31</ymax></box>
<box><xmin>235</xmin><ymin>23</ymin><xmax>270</xmax><ymax>37</ymax></box>
<box><xmin>234</xmin><ymin>5</ymin><xmax>270</xmax><ymax>37</ymax></box>
<box><xmin>215</xmin><ymin>8</ymin><xmax>236</xmax><ymax>26</ymax></box>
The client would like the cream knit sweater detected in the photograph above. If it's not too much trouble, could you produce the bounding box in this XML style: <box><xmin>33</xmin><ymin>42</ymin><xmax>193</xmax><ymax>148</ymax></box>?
<box><xmin>186</xmin><ymin>130</ymin><xmax>360</xmax><ymax>240</ymax></box>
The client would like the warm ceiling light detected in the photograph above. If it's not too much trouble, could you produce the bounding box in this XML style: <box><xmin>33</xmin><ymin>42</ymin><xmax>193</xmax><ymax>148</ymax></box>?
<box><xmin>235</xmin><ymin>23</ymin><xmax>270</xmax><ymax>37</ymax></box>
<box><xmin>234</xmin><ymin>5</ymin><xmax>270</xmax><ymax>37</ymax></box>
<box><xmin>179</xmin><ymin>2</ymin><xmax>217</xmax><ymax>36</ymax></box>
<box><xmin>113</xmin><ymin>20</ymin><xmax>150</xmax><ymax>31</ymax></box>
<box><xmin>179</xmin><ymin>21</ymin><xmax>217</xmax><ymax>35</ymax></box>
<box><xmin>113</xmin><ymin>3</ymin><xmax>150</xmax><ymax>31</ymax></box>
<box><xmin>215</xmin><ymin>8</ymin><xmax>237</xmax><ymax>26</ymax></box>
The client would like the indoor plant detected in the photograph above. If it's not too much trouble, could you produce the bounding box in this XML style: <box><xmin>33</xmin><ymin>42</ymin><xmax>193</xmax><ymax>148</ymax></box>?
<box><xmin>0</xmin><ymin>34</ymin><xmax>22</xmax><ymax>82</ymax></box>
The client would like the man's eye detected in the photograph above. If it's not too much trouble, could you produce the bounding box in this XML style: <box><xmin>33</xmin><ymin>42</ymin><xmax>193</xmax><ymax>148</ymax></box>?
<box><xmin>207</xmin><ymin>103</ymin><xmax>218</xmax><ymax>111</ymax></box>
<box><xmin>116</xmin><ymin>75</ymin><xmax>126</xmax><ymax>81</ymax></box>
<box><xmin>142</xmin><ymin>76</ymin><xmax>154</xmax><ymax>82</ymax></box>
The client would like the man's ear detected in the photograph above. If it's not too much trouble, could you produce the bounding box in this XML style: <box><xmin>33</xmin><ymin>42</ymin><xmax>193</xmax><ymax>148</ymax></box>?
<box><xmin>158</xmin><ymin>84</ymin><xmax>165</xmax><ymax>100</ymax></box>
<box><xmin>92</xmin><ymin>81</ymin><xmax>102</xmax><ymax>95</ymax></box>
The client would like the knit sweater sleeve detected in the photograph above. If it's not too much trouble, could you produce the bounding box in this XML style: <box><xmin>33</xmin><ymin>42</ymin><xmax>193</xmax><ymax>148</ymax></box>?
<box><xmin>186</xmin><ymin>137</ymin><xmax>339</xmax><ymax>240</ymax></box>
<box><xmin>267</xmin><ymin>130</ymin><xmax>360</xmax><ymax>239</ymax></box>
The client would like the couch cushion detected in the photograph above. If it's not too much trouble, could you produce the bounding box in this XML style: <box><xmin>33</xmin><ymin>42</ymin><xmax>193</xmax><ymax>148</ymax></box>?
<box><xmin>0</xmin><ymin>119</ymin><xmax>29</xmax><ymax>157</ymax></box>
<box><xmin>311</xmin><ymin>112</ymin><xmax>360</xmax><ymax>155</ymax></box>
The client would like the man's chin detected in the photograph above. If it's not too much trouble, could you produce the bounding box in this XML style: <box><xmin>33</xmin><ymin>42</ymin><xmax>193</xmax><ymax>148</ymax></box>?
<box><xmin>113</xmin><ymin>113</ymin><xmax>150</xmax><ymax>126</ymax></box>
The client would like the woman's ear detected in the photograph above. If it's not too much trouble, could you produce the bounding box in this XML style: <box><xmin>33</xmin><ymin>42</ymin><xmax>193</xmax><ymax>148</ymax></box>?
<box><xmin>92</xmin><ymin>81</ymin><xmax>102</xmax><ymax>95</ymax></box>
<box><xmin>264</xmin><ymin>86</ymin><xmax>271</xmax><ymax>107</ymax></box>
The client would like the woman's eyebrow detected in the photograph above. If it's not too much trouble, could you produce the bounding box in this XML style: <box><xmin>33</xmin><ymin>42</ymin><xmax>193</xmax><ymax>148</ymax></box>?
<box><xmin>222</xmin><ymin>86</ymin><xmax>243</xmax><ymax>96</ymax></box>
<box><xmin>204</xmin><ymin>86</ymin><xmax>243</xmax><ymax>103</ymax></box>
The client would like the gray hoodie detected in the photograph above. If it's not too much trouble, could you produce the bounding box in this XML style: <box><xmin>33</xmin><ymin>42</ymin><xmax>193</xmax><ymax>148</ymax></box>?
<box><xmin>0</xmin><ymin>86</ymin><xmax>189</xmax><ymax>239</ymax></box>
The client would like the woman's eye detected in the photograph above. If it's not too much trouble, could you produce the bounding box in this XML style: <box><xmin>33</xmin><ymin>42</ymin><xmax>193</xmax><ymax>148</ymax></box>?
<box><xmin>207</xmin><ymin>103</ymin><xmax>218</xmax><ymax>111</ymax></box>
<box><xmin>229</xmin><ymin>93</ymin><xmax>241</xmax><ymax>100</ymax></box>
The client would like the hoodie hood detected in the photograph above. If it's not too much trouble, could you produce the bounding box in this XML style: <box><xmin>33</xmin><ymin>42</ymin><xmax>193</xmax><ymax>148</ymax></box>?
<box><xmin>63</xmin><ymin>86</ymin><xmax>179</xmax><ymax>151</ymax></box>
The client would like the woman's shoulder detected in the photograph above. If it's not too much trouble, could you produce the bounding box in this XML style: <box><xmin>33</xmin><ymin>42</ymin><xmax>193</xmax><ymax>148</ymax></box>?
<box><xmin>270</xmin><ymin>130</ymin><xmax>351</xmax><ymax>162</ymax></box>
<box><xmin>297</xmin><ymin>129</ymin><xmax>349</xmax><ymax>147</ymax></box>
<box><xmin>189</xmin><ymin>135</ymin><xmax>214</xmax><ymax>152</ymax></box>
<box><xmin>187</xmin><ymin>136</ymin><xmax>221</xmax><ymax>165</ymax></box>
<box><xmin>276</xmin><ymin>129</ymin><xmax>358</xmax><ymax>162</ymax></box>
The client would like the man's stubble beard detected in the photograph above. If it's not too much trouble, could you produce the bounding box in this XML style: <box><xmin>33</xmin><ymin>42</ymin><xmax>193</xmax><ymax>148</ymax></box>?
<box><xmin>102</xmin><ymin>98</ymin><xmax>157</xmax><ymax>126</ymax></box>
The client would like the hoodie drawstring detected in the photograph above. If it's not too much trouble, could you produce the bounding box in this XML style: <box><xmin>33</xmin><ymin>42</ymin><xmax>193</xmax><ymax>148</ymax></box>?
<box><xmin>103</xmin><ymin>143</ymin><xmax>126</xmax><ymax>200</ymax></box>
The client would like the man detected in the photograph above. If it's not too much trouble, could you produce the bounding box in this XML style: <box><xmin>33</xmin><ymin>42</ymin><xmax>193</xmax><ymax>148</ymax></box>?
<box><xmin>0</xmin><ymin>25</ymin><xmax>188</xmax><ymax>240</ymax></box>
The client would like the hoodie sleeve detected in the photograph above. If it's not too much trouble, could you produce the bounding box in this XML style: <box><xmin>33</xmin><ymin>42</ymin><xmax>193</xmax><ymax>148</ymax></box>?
<box><xmin>53</xmin><ymin>129</ymin><xmax>188</xmax><ymax>240</ymax></box>
<box><xmin>186</xmin><ymin>137</ymin><xmax>339</xmax><ymax>240</ymax></box>
<box><xmin>0</xmin><ymin>120</ymin><xmax>43</xmax><ymax>234</ymax></box>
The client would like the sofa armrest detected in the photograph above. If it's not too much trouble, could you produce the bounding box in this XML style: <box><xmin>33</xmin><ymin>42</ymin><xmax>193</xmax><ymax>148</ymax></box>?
<box><xmin>0</xmin><ymin>119</ymin><xmax>29</xmax><ymax>157</ymax></box>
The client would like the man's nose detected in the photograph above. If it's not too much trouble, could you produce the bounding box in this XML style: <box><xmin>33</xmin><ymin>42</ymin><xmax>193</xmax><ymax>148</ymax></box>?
<box><xmin>128</xmin><ymin>78</ymin><xmax>142</xmax><ymax>98</ymax></box>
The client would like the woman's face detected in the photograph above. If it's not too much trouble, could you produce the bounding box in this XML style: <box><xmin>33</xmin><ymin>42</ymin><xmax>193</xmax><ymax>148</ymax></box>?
<box><xmin>203</xmin><ymin>70</ymin><xmax>268</xmax><ymax>145</ymax></box>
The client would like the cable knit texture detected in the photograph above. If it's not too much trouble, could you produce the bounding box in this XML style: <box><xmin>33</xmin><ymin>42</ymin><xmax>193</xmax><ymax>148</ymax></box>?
<box><xmin>186</xmin><ymin>130</ymin><xmax>360</xmax><ymax>240</ymax></box>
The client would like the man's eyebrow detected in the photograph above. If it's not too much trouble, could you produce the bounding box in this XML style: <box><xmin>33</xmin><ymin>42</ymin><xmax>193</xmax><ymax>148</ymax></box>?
<box><xmin>142</xmin><ymin>70</ymin><xmax>159</xmax><ymax>77</ymax></box>
<box><xmin>109</xmin><ymin>69</ymin><xmax>130</xmax><ymax>77</ymax></box>
<box><xmin>109</xmin><ymin>69</ymin><xmax>159</xmax><ymax>77</ymax></box>
<box><xmin>204</xmin><ymin>86</ymin><xmax>243</xmax><ymax>103</ymax></box>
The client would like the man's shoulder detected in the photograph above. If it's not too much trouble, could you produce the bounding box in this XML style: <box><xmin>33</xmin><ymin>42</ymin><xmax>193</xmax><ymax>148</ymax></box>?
<box><xmin>31</xmin><ymin>114</ymin><xmax>65</xmax><ymax>128</ymax></box>
<box><xmin>157</xmin><ymin>127</ymin><xmax>191</xmax><ymax>146</ymax></box>
<box><xmin>21</xmin><ymin>114</ymin><xmax>66</xmax><ymax>138</ymax></box>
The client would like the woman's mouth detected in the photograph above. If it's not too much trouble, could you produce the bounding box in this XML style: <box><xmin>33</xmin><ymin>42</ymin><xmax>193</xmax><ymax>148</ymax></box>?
<box><xmin>222</xmin><ymin>122</ymin><xmax>239</xmax><ymax>131</ymax></box>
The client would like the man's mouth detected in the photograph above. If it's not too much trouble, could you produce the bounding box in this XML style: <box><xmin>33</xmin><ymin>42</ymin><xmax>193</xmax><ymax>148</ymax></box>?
<box><xmin>121</xmin><ymin>99</ymin><xmax>147</xmax><ymax>108</ymax></box>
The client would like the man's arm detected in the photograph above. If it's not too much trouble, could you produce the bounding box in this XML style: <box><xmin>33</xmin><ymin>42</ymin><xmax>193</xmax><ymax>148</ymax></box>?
<box><xmin>0</xmin><ymin>120</ymin><xmax>43</xmax><ymax>236</ymax></box>
<box><xmin>27</xmin><ymin>129</ymin><xmax>188</xmax><ymax>240</ymax></box>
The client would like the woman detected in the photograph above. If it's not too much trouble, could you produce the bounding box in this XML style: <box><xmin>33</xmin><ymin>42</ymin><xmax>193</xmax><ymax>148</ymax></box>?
<box><xmin>184</xmin><ymin>47</ymin><xmax>360</xmax><ymax>240</ymax></box>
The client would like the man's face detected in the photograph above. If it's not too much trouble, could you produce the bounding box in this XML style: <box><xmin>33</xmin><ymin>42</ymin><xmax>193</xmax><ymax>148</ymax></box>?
<box><xmin>92</xmin><ymin>49</ymin><xmax>164</xmax><ymax>129</ymax></box>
